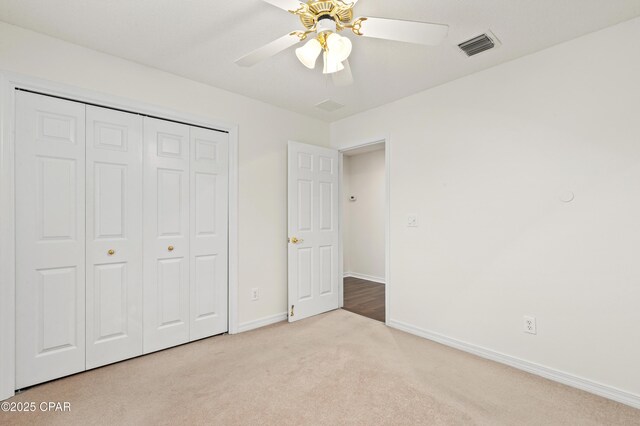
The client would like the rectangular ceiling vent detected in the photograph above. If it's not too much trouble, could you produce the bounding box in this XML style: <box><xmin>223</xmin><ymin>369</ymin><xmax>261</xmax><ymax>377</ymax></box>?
<box><xmin>458</xmin><ymin>33</ymin><xmax>496</xmax><ymax>57</ymax></box>
<box><xmin>315</xmin><ymin>99</ymin><xmax>345</xmax><ymax>112</ymax></box>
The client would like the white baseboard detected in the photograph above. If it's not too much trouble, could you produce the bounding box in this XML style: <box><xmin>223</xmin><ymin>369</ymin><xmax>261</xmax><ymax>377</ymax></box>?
<box><xmin>388</xmin><ymin>319</ymin><xmax>640</xmax><ymax>410</ymax></box>
<box><xmin>344</xmin><ymin>272</ymin><xmax>385</xmax><ymax>285</ymax></box>
<box><xmin>237</xmin><ymin>312</ymin><xmax>288</xmax><ymax>333</ymax></box>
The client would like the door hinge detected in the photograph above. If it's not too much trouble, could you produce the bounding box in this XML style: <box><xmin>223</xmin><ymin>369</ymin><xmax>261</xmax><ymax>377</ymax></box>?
<box><xmin>290</xmin><ymin>305</ymin><xmax>295</xmax><ymax>317</ymax></box>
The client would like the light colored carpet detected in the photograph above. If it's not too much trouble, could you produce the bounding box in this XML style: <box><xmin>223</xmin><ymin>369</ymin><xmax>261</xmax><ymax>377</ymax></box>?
<box><xmin>1</xmin><ymin>309</ymin><xmax>638</xmax><ymax>425</ymax></box>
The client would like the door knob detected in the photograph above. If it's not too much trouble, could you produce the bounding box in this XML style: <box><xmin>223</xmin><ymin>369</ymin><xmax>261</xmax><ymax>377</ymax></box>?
<box><xmin>108</xmin><ymin>249</ymin><xmax>115</xmax><ymax>256</ymax></box>
<box><xmin>168</xmin><ymin>245</ymin><xmax>174</xmax><ymax>252</ymax></box>
<box><xmin>289</xmin><ymin>237</ymin><xmax>303</xmax><ymax>244</ymax></box>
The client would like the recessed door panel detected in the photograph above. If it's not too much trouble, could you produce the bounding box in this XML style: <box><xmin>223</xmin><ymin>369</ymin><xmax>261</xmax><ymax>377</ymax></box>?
<box><xmin>298</xmin><ymin>153</ymin><xmax>313</xmax><ymax>171</ymax></box>
<box><xmin>297</xmin><ymin>248</ymin><xmax>313</xmax><ymax>300</ymax></box>
<box><xmin>194</xmin><ymin>255</ymin><xmax>217</xmax><ymax>319</ymax></box>
<box><xmin>298</xmin><ymin>180</ymin><xmax>313</xmax><ymax>232</ymax></box>
<box><xmin>86</xmin><ymin>105</ymin><xmax>143</xmax><ymax>369</ymax></box>
<box><xmin>94</xmin><ymin>163</ymin><xmax>126</xmax><ymax>239</ymax></box>
<box><xmin>157</xmin><ymin>133</ymin><xmax>184</xmax><ymax>158</ymax></box>
<box><xmin>144</xmin><ymin>117</ymin><xmax>190</xmax><ymax>352</ymax></box>
<box><xmin>94</xmin><ymin>263</ymin><xmax>128</xmax><ymax>341</ymax></box>
<box><xmin>158</xmin><ymin>169</ymin><xmax>184</xmax><ymax>236</ymax></box>
<box><xmin>38</xmin><ymin>157</ymin><xmax>77</xmax><ymax>240</ymax></box>
<box><xmin>319</xmin><ymin>246</ymin><xmax>333</xmax><ymax>296</ymax></box>
<box><xmin>158</xmin><ymin>258</ymin><xmax>185</xmax><ymax>327</ymax></box>
<box><xmin>319</xmin><ymin>156</ymin><xmax>334</xmax><ymax>174</ymax></box>
<box><xmin>38</xmin><ymin>112</ymin><xmax>77</xmax><ymax>144</ymax></box>
<box><xmin>195</xmin><ymin>138</ymin><xmax>217</xmax><ymax>161</ymax></box>
<box><xmin>195</xmin><ymin>173</ymin><xmax>216</xmax><ymax>236</ymax></box>
<box><xmin>93</xmin><ymin>121</ymin><xmax>128</xmax><ymax>151</ymax></box>
<box><xmin>16</xmin><ymin>91</ymin><xmax>86</xmax><ymax>388</ymax></box>
<box><xmin>37</xmin><ymin>267</ymin><xmax>78</xmax><ymax>354</ymax></box>
<box><xmin>189</xmin><ymin>127</ymin><xmax>228</xmax><ymax>340</ymax></box>
<box><xmin>319</xmin><ymin>181</ymin><xmax>333</xmax><ymax>231</ymax></box>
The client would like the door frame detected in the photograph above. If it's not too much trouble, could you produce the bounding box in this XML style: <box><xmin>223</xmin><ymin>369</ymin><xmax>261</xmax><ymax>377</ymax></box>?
<box><xmin>338</xmin><ymin>136</ymin><xmax>390</xmax><ymax>324</ymax></box>
<box><xmin>0</xmin><ymin>70</ymin><xmax>240</xmax><ymax>401</ymax></box>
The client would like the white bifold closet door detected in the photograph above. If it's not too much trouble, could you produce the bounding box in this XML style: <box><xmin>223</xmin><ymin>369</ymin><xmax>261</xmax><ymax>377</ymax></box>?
<box><xmin>15</xmin><ymin>91</ymin><xmax>87</xmax><ymax>388</ymax></box>
<box><xmin>15</xmin><ymin>91</ymin><xmax>229</xmax><ymax>388</ymax></box>
<box><xmin>189</xmin><ymin>127</ymin><xmax>228</xmax><ymax>340</ymax></box>
<box><xmin>85</xmin><ymin>106</ymin><xmax>144</xmax><ymax>369</ymax></box>
<box><xmin>143</xmin><ymin>117</ymin><xmax>191</xmax><ymax>353</ymax></box>
<box><xmin>143</xmin><ymin>118</ymin><xmax>229</xmax><ymax>352</ymax></box>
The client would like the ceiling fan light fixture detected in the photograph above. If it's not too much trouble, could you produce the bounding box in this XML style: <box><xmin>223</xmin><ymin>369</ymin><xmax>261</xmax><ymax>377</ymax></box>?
<box><xmin>238</xmin><ymin>0</ymin><xmax>450</xmax><ymax>86</ymax></box>
<box><xmin>295</xmin><ymin>37</ymin><xmax>322</xmax><ymax>69</ymax></box>
<box><xmin>322</xmin><ymin>50</ymin><xmax>345</xmax><ymax>75</ymax></box>
<box><xmin>326</xmin><ymin>33</ymin><xmax>352</xmax><ymax>63</ymax></box>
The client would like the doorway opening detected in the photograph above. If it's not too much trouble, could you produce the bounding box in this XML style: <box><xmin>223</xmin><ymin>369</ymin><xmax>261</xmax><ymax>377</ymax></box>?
<box><xmin>340</xmin><ymin>141</ymin><xmax>387</xmax><ymax>322</ymax></box>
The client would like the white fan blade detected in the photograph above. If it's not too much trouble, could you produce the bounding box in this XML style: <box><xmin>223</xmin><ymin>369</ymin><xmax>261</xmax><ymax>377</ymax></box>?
<box><xmin>358</xmin><ymin>17</ymin><xmax>449</xmax><ymax>46</ymax></box>
<box><xmin>236</xmin><ymin>33</ymin><xmax>301</xmax><ymax>67</ymax></box>
<box><xmin>261</xmin><ymin>0</ymin><xmax>304</xmax><ymax>11</ymax></box>
<box><xmin>332</xmin><ymin>60</ymin><xmax>354</xmax><ymax>87</ymax></box>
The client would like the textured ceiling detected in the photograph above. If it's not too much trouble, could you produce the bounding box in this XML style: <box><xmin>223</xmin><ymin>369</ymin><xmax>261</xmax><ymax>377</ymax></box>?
<box><xmin>1</xmin><ymin>0</ymin><xmax>639</xmax><ymax>121</ymax></box>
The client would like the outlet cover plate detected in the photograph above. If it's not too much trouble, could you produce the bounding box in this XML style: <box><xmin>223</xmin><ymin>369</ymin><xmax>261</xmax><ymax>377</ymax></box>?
<box><xmin>524</xmin><ymin>316</ymin><xmax>537</xmax><ymax>335</ymax></box>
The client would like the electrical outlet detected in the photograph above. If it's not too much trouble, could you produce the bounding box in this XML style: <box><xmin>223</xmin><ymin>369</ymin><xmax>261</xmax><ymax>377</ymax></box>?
<box><xmin>407</xmin><ymin>214</ymin><xmax>418</xmax><ymax>227</ymax></box>
<box><xmin>524</xmin><ymin>316</ymin><xmax>537</xmax><ymax>335</ymax></box>
<box><xmin>251</xmin><ymin>288</ymin><xmax>259</xmax><ymax>301</ymax></box>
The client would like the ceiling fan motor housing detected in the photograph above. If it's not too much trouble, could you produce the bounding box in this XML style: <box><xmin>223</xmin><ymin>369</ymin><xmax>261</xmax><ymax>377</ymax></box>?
<box><xmin>298</xmin><ymin>1</ymin><xmax>354</xmax><ymax>30</ymax></box>
<box><xmin>317</xmin><ymin>16</ymin><xmax>337</xmax><ymax>34</ymax></box>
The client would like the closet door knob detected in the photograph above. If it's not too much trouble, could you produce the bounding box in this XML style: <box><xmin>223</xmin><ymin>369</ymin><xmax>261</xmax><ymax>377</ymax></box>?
<box><xmin>108</xmin><ymin>249</ymin><xmax>115</xmax><ymax>256</ymax></box>
<box><xmin>168</xmin><ymin>245</ymin><xmax>174</xmax><ymax>252</ymax></box>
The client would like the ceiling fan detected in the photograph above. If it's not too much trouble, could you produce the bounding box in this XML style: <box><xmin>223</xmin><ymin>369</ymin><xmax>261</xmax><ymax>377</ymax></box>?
<box><xmin>236</xmin><ymin>0</ymin><xmax>449</xmax><ymax>85</ymax></box>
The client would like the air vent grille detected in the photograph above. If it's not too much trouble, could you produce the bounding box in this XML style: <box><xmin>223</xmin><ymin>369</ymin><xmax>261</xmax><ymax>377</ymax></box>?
<box><xmin>458</xmin><ymin>34</ymin><xmax>495</xmax><ymax>57</ymax></box>
<box><xmin>315</xmin><ymin>99</ymin><xmax>344</xmax><ymax>112</ymax></box>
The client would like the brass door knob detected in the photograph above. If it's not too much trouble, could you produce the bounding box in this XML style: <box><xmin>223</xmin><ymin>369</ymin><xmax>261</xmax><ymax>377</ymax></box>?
<box><xmin>168</xmin><ymin>245</ymin><xmax>174</xmax><ymax>252</ymax></box>
<box><xmin>289</xmin><ymin>237</ymin><xmax>303</xmax><ymax>244</ymax></box>
<box><xmin>108</xmin><ymin>249</ymin><xmax>115</xmax><ymax>256</ymax></box>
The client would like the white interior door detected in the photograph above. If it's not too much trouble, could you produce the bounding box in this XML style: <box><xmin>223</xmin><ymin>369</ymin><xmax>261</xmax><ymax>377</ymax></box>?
<box><xmin>189</xmin><ymin>127</ymin><xmax>229</xmax><ymax>340</ymax></box>
<box><xmin>15</xmin><ymin>91</ymin><xmax>86</xmax><ymax>388</ymax></box>
<box><xmin>85</xmin><ymin>105</ymin><xmax>143</xmax><ymax>369</ymax></box>
<box><xmin>143</xmin><ymin>117</ymin><xmax>190</xmax><ymax>353</ymax></box>
<box><xmin>287</xmin><ymin>141</ymin><xmax>340</xmax><ymax>322</ymax></box>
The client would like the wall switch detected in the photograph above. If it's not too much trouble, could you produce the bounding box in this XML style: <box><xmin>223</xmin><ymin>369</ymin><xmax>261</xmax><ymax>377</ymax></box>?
<box><xmin>251</xmin><ymin>288</ymin><xmax>259</xmax><ymax>301</ymax></box>
<box><xmin>407</xmin><ymin>215</ymin><xmax>418</xmax><ymax>227</ymax></box>
<box><xmin>524</xmin><ymin>316</ymin><xmax>537</xmax><ymax>335</ymax></box>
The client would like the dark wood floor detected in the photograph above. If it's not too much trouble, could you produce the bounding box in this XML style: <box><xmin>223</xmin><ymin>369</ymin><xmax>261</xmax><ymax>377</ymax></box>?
<box><xmin>343</xmin><ymin>276</ymin><xmax>385</xmax><ymax>322</ymax></box>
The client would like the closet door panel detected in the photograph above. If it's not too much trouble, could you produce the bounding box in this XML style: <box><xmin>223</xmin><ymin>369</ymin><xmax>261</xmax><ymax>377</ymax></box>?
<box><xmin>143</xmin><ymin>117</ymin><xmax>190</xmax><ymax>353</ymax></box>
<box><xmin>86</xmin><ymin>106</ymin><xmax>143</xmax><ymax>369</ymax></box>
<box><xmin>190</xmin><ymin>127</ymin><xmax>228</xmax><ymax>340</ymax></box>
<box><xmin>15</xmin><ymin>91</ymin><xmax>86</xmax><ymax>388</ymax></box>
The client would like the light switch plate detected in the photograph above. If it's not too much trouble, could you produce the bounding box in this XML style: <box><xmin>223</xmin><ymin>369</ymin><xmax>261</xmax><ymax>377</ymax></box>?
<box><xmin>407</xmin><ymin>215</ymin><xmax>418</xmax><ymax>227</ymax></box>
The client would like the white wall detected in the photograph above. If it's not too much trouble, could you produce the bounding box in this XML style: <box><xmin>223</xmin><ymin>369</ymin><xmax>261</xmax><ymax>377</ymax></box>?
<box><xmin>0</xmin><ymin>22</ymin><xmax>329</xmax><ymax>327</ymax></box>
<box><xmin>343</xmin><ymin>149</ymin><xmax>385</xmax><ymax>282</ymax></box>
<box><xmin>332</xmin><ymin>17</ymin><xmax>640</xmax><ymax>401</ymax></box>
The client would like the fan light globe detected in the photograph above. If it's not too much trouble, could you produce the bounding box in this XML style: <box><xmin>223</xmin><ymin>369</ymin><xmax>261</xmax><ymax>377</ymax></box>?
<box><xmin>323</xmin><ymin>50</ymin><xmax>345</xmax><ymax>74</ymax></box>
<box><xmin>326</xmin><ymin>33</ymin><xmax>352</xmax><ymax>63</ymax></box>
<box><xmin>296</xmin><ymin>38</ymin><xmax>322</xmax><ymax>69</ymax></box>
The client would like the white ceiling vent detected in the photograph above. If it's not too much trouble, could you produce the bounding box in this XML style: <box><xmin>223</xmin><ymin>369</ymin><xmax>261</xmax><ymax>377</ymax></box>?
<box><xmin>458</xmin><ymin>32</ymin><xmax>499</xmax><ymax>57</ymax></box>
<box><xmin>315</xmin><ymin>99</ymin><xmax>345</xmax><ymax>112</ymax></box>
